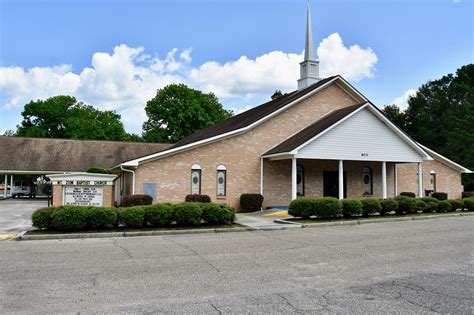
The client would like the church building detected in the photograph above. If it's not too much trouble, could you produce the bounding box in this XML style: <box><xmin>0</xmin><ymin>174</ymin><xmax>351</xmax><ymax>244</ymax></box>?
<box><xmin>113</xmin><ymin>3</ymin><xmax>471</xmax><ymax>209</ymax></box>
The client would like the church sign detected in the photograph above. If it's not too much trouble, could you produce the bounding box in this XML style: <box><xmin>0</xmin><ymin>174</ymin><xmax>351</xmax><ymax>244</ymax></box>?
<box><xmin>48</xmin><ymin>172</ymin><xmax>117</xmax><ymax>207</ymax></box>
<box><xmin>64</xmin><ymin>186</ymin><xmax>103</xmax><ymax>206</ymax></box>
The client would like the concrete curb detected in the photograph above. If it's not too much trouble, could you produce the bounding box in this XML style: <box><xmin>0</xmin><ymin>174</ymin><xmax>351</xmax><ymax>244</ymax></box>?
<box><xmin>275</xmin><ymin>212</ymin><xmax>474</xmax><ymax>229</ymax></box>
<box><xmin>15</xmin><ymin>227</ymin><xmax>257</xmax><ymax>241</ymax></box>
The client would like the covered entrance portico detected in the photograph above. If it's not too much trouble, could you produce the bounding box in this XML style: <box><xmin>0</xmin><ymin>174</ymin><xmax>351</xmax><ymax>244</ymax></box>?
<box><xmin>260</xmin><ymin>103</ymin><xmax>432</xmax><ymax>207</ymax></box>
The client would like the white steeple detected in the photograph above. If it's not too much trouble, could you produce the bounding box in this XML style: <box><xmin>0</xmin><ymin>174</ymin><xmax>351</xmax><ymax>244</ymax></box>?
<box><xmin>297</xmin><ymin>0</ymin><xmax>321</xmax><ymax>90</ymax></box>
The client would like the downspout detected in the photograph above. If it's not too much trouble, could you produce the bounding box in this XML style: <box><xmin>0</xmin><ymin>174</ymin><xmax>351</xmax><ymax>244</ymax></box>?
<box><xmin>120</xmin><ymin>165</ymin><xmax>136</xmax><ymax>195</ymax></box>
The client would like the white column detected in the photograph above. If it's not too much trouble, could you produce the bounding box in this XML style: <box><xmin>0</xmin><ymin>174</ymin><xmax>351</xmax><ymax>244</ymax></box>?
<box><xmin>3</xmin><ymin>174</ymin><xmax>7</xmax><ymax>198</ymax></box>
<box><xmin>382</xmin><ymin>161</ymin><xmax>387</xmax><ymax>199</ymax></box>
<box><xmin>417</xmin><ymin>162</ymin><xmax>423</xmax><ymax>197</ymax></box>
<box><xmin>10</xmin><ymin>175</ymin><xmax>13</xmax><ymax>197</ymax></box>
<box><xmin>394</xmin><ymin>164</ymin><xmax>398</xmax><ymax>196</ymax></box>
<box><xmin>338</xmin><ymin>160</ymin><xmax>344</xmax><ymax>200</ymax></box>
<box><xmin>291</xmin><ymin>157</ymin><xmax>297</xmax><ymax>200</ymax></box>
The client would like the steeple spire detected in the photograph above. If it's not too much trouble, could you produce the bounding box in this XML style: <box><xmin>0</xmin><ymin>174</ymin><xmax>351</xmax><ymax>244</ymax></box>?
<box><xmin>298</xmin><ymin>0</ymin><xmax>321</xmax><ymax>90</ymax></box>
<box><xmin>304</xmin><ymin>0</ymin><xmax>315</xmax><ymax>61</ymax></box>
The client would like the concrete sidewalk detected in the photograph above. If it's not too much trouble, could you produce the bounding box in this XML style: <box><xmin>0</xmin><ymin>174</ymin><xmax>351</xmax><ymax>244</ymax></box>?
<box><xmin>236</xmin><ymin>209</ymin><xmax>300</xmax><ymax>230</ymax></box>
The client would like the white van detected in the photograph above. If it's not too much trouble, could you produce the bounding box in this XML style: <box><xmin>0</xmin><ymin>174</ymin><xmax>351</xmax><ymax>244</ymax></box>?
<box><xmin>11</xmin><ymin>181</ymin><xmax>36</xmax><ymax>198</ymax></box>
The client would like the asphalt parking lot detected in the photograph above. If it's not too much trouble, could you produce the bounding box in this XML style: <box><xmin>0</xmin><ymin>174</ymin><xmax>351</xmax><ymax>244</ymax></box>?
<box><xmin>1</xmin><ymin>216</ymin><xmax>473</xmax><ymax>313</ymax></box>
<box><xmin>0</xmin><ymin>198</ymin><xmax>47</xmax><ymax>234</ymax></box>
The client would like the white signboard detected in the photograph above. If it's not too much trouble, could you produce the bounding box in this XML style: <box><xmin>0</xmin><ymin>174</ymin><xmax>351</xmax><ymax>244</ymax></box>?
<box><xmin>64</xmin><ymin>186</ymin><xmax>103</xmax><ymax>206</ymax></box>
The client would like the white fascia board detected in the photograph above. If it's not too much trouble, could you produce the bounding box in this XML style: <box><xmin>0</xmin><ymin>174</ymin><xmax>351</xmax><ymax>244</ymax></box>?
<box><xmin>119</xmin><ymin>76</ymin><xmax>353</xmax><ymax>167</ymax></box>
<box><xmin>365</xmin><ymin>105</ymin><xmax>432</xmax><ymax>160</ymax></box>
<box><xmin>293</xmin><ymin>155</ymin><xmax>423</xmax><ymax>163</ymax></box>
<box><xmin>48</xmin><ymin>172</ymin><xmax>118</xmax><ymax>179</ymax></box>
<box><xmin>416</xmin><ymin>143</ymin><xmax>472</xmax><ymax>173</ymax></box>
<box><xmin>334</xmin><ymin>77</ymin><xmax>368</xmax><ymax>102</ymax></box>
<box><xmin>290</xmin><ymin>103</ymin><xmax>370</xmax><ymax>155</ymax></box>
<box><xmin>261</xmin><ymin>153</ymin><xmax>294</xmax><ymax>160</ymax></box>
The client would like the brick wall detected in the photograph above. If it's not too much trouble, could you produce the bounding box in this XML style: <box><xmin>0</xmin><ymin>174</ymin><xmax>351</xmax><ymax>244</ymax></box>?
<box><xmin>397</xmin><ymin>160</ymin><xmax>463</xmax><ymax>199</ymax></box>
<box><xmin>134</xmin><ymin>84</ymin><xmax>358</xmax><ymax>209</ymax></box>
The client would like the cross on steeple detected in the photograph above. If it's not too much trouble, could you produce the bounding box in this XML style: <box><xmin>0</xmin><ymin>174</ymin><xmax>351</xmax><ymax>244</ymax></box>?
<box><xmin>297</xmin><ymin>0</ymin><xmax>321</xmax><ymax>90</ymax></box>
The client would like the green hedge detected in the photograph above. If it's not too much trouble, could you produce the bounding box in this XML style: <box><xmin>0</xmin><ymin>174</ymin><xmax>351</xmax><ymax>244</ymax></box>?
<box><xmin>341</xmin><ymin>199</ymin><xmax>363</xmax><ymax>217</ymax></box>
<box><xmin>448</xmin><ymin>199</ymin><xmax>464</xmax><ymax>211</ymax></box>
<box><xmin>173</xmin><ymin>202</ymin><xmax>203</xmax><ymax>226</ymax></box>
<box><xmin>400</xmin><ymin>192</ymin><xmax>416</xmax><ymax>198</ymax></box>
<box><xmin>380</xmin><ymin>199</ymin><xmax>398</xmax><ymax>215</ymax></box>
<box><xmin>420</xmin><ymin>197</ymin><xmax>439</xmax><ymax>213</ymax></box>
<box><xmin>145</xmin><ymin>204</ymin><xmax>174</xmax><ymax>226</ymax></box>
<box><xmin>85</xmin><ymin>207</ymin><xmax>117</xmax><ymax>229</ymax></box>
<box><xmin>431</xmin><ymin>192</ymin><xmax>448</xmax><ymax>201</ymax></box>
<box><xmin>240</xmin><ymin>194</ymin><xmax>264</xmax><ymax>212</ymax></box>
<box><xmin>289</xmin><ymin>197</ymin><xmax>315</xmax><ymax>219</ymax></box>
<box><xmin>121</xmin><ymin>195</ymin><xmax>153</xmax><ymax>207</ymax></box>
<box><xmin>394</xmin><ymin>196</ymin><xmax>417</xmax><ymax>214</ymax></box>
<box><xmin>201</xmin><ymin>203</ymin><xmax>235</xmax><ymax>224</ymax></box>
<box><xmin>437</xmin><ymin>200</ymin><xmax>451</xmax><ymax>213</ymax></box>
<box><xmin>463</xmin><ymin>198</ymin><xmax>474</xmax><ymax>211</ymax></box>
<box><xmin>50</xmin><ymin>206</ymin><xmax>88</xmax><ymax>230</ymax></box>
<box><xmin>31</xmin><ymin>207</ymin><xmax>53</xmax><ymax>229</ymax></box>
<box><xmin>361</xmin><ymin>199</ymin><xmax>382</xmax><ymax>216</ymax></box>
<box><xmin>415</xmin><ymin>199</ymin><xmax>427</xmax><ymax>213</ymax></box>
<box><xmin>118</xmin><ymin>206</ymin><xmax>145</xmax><ymax>228</ymax></box>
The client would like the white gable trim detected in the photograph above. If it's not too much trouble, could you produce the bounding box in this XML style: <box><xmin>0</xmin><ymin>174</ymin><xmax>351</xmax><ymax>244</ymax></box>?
<box><xmin>117</xmin><ymin>76</ymin><xmax>366</xmax><ymax>167</ymax></box>
<box><xmin>262</xmin><ymin>103</ymin><xmax>432</xmax><ymax>161</ymax></box>
<box><xmin>416</xmin><ymin>143</ymin><xmax>472</xmax><ymax>173</ymax></box>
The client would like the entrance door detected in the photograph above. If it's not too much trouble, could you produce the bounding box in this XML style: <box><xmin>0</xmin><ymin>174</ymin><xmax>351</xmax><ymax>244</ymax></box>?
<box><xmin>323</xmin><ymin>171</ymin><xmax>347</xmax><ymax>198</ymax></box>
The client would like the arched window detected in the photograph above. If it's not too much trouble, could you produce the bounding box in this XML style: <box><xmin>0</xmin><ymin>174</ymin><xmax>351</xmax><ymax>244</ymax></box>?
<box><xmin>191</xmin><ymin>164</ymin><xmax>201</xmax><ymax>195</ymax></box>
<box><xmin>363</xmin><ymin>166</ymin><xmax>373</xmax><ymax>195</ymax></box>
<box><xmin>297</xmin><ymin>164</ymin><xmax>304</xmax><ymax>196</ymax></box>
<box><xmin>217</xmin><ymin>165</ymin><xmax>226</xmax><ymax>197</ymax></box>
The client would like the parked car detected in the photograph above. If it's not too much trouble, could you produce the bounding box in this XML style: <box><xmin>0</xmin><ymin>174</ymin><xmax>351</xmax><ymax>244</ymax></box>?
<box><xmin>11</xmin><ymin>181</ymin><xmax>36</xmax><ymax>198</ymax></box>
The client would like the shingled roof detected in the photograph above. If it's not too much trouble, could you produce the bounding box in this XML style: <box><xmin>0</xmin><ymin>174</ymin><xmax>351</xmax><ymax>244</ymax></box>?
<box><xmin>0</xmin><ymin>137</ymin><xmax>171</xmax><ymax>173</ymax></box>
<box><xmin>171</xmin><ymin>76</ymin><xmax>337</xmax><ymax>149</ymax></box>
<box><xmin>264</xmin><ymin>103</ymin><xmax>366</xmax><ymax>156</ymax></box>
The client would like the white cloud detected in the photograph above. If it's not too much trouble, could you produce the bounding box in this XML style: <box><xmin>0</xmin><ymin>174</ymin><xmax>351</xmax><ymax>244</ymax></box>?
<box><xmin>391</xmin><ymin>88</ymin><xmax>417</xmax><ymax>110</ymax></box>
<box><xmin>0</xmin><ymin>33</ymin><xmax>378</xmax><ymax>133</ymax></box>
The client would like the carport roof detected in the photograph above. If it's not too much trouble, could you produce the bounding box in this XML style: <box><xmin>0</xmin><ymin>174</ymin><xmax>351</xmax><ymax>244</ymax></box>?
<box><xmin>0</xmin><ymin>136</ymin><xmax>171</xmax><ymax>174</ymax></box>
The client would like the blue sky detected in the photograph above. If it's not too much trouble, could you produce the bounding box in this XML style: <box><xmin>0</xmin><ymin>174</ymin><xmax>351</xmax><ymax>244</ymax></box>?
<box><xmin>1</xmin><ymin>0</ymin><xmax>472</xmax><ymax>134</ymax></box>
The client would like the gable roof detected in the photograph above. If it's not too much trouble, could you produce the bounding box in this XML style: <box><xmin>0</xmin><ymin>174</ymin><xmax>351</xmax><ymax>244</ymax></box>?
<box><xmin>264</xmin><ymin>103</ymin><xmax>366</xmax><ymax>156</ymax></box>
<box><xmin>263</xmin><ymin>102</ymin><xmax>432</xmax><ymax>161</ymax></box>
<box><xmin>0</xmin><ymin>136</ymin><xmax>171</xmax><ymax>174</ymax></box>
<box><xmin>120</xmin><ymin>75</ymin><xmax>368</xmax><ymax>167</ymax></box>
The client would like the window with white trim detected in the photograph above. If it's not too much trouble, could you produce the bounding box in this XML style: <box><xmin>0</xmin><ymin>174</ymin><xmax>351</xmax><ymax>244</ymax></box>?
<box><xmin>363</xmin><ymin>166</ymin><xmax>373</xmax><ymax>195</ymax></box>
<box><xmin>191</xmin><ymin>164</ymin><xmax>201</xmax><ymax>195</ymax></box>
<box><xmin>297</xmin><ymin>164</ymin><xmax>304</xmax><ymax>196</ymax></box>
<box><xmin>217</xmin><ymin>165</ymin><xmax>226</xmax><ymax>197</ymax></box>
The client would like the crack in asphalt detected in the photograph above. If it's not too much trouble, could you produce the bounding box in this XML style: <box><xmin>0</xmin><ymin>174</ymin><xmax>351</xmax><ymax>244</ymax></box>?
<box><xmin>112</xmin><ymin>240</ymin><xmax>133</xmax><ymax>259</ymax></box>
<box><xmin>275</xmin><ymin>293</ymin><xmax>305</xmax><ymax>314</ymax></box>
<box><xmin>162</xmin><ymin>236</ymin><xmax>220</xmax><ymax>273</ymax></box>
<box><xmin>209</xmin><ymin>301</ymin><xmax>222</xmax><ymax>315</ymax></box>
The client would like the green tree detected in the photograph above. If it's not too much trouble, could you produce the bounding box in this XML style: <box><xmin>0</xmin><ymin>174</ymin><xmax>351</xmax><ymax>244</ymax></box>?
<box><xmin>142</xmin><ymin>84</ymin><xmax>232</xmax><ymax>143</ymax></box>
<box><xmin>16</xmin><ymin>95</ymin><xmax>132</xmax><ymax>141</ymax></box>
<box><xmin>383</xmin><ymin>64</ymin><xmax>473</xmax><ymax>188</ymax></box>
<box><xmin>381</xmin><ymin>104</ymin><xmax>406</xmax><ymax>129</ymax></box>
<box><xmin>271</xmin><ymin>90</ymin><xmax>285</xmax><ymax>100</ymax></box>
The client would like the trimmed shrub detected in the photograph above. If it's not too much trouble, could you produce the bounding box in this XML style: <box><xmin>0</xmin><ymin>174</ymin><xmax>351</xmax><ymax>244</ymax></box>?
<box><xmin>380</xmin><ymin>199</ymin><xmax>399</xmax><ymax>215</ymax></box>
<box><xmin>201</xmin><ymin>203</ymin><xmax>235</xmax><ymax>225</ymax></box>
<box><xmin>86</xmin><ymin>166</ymin><xmax>112</xmax><ymax>174</ymax></box>
<box><xmin>144</xmin><ymin>203</ymin><xmax>174</xmax><ymax>226</ymax></box>
<box><xmin>173</xmin><ymin>203</ymin><xmax>203</xmax><ymax>226</ymax></box>
<box><xmin>400</xmin><ymin>192</ymin><xmax>416</xmax><ymax>198</ymax></box>
<box><xmin>32</xmin><ymin>207</ymin><xmax>53</xmax><ymax>229</ymax></box>
<box><xmin>415</xmin><ymin>199</ymin><xmax>427</xmax><ymax>213</ymax></box>
<box><xmin>437</xmin><ymin>201</ymin><xmax>451</xmax><ymax>213</ymax></box>
<box><xmin>185</xmin><ymin>194</ymin><xmax>211</xmax><ymax>203</ymax></box>
<box><xmin>394</xmin><ymin>196</ymin><xmax>416</xmax><ymax>214</ymax></box>
<box><xmin>118</xmin><ymin>206</ymin><xmax>145</xmax><ymax>227</ymax></box>
<box><xmin>448</xmin><ymin>199</ymin><xmax>464</xmax><ymax>211</ymax></box>
<box><xmin>240</xmin><ymin>194</ymin><xmax>264</xmax><ymax>212</ymax></box>
<box><xmin>431</xmin><ymin>192</ymin><xmax>448</xmax><ymax>201</ymax></box>
<box><xmin>289</xmin><ymin>198</ymin><xmax>314</xmax><ymax>219</ymax></box>
<box><xmin>85</xmin><ymin>207</ymin><xmax>117</xmax><ymax>229</ymax></box>
<box><xmin>313</xmin><ymin>197</ymin><xmax>342</xmax><ymax>219</ymax></box>
<box><xmin>360</xmin><ymin>199</ymin><xmax>382</xmax><ymax>216</ymax></box>
<box><xmin>420</xmin><ymin>197</ymin><xmax>439</xmax><ymax>213</ymax></box>
<box><xmin>461</xmin><ymin>191</ymin><xmax>474</xmax><ymax>198</ymax></box>
<box><xmin>50</xmin><ymin>206</ymin><xmax>88</xmax><ymax>230</ymax></box>
<box><xmin>463</xmin><ymin>198</ymin><xmax>474</xmax><ymax>211</ymax></box>
<box><xmin>341</xmin><ymin>199</ymin><xmax>363</xmax><ymax>217</ymax></box>
<box><xmin>121</xmin><ymin>195</ymin><xmax>153</xmax><ymax>207</ymax></box>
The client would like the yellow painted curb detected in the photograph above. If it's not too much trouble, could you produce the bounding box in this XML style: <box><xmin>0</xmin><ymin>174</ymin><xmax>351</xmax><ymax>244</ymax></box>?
<box><xmin>263</xmin><ymin>210</ymin><xmax>289</xmax><ymax>216</ymax></box>
<box><xmin>0</xmin><ymin>234</ymin><xmax>16</xmax><ymax>241</ymax></box>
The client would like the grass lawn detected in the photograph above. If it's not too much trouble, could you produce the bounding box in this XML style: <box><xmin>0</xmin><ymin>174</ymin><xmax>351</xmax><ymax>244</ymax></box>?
<box><xmin>286</xmin><ymin>211</ymin><xmax>468</xmax><ymax>224</ymax></box>
<box><xmin>26</xmin><ymin>223</ymin><xmax>244</xmax><ymax>235</ymax></box>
